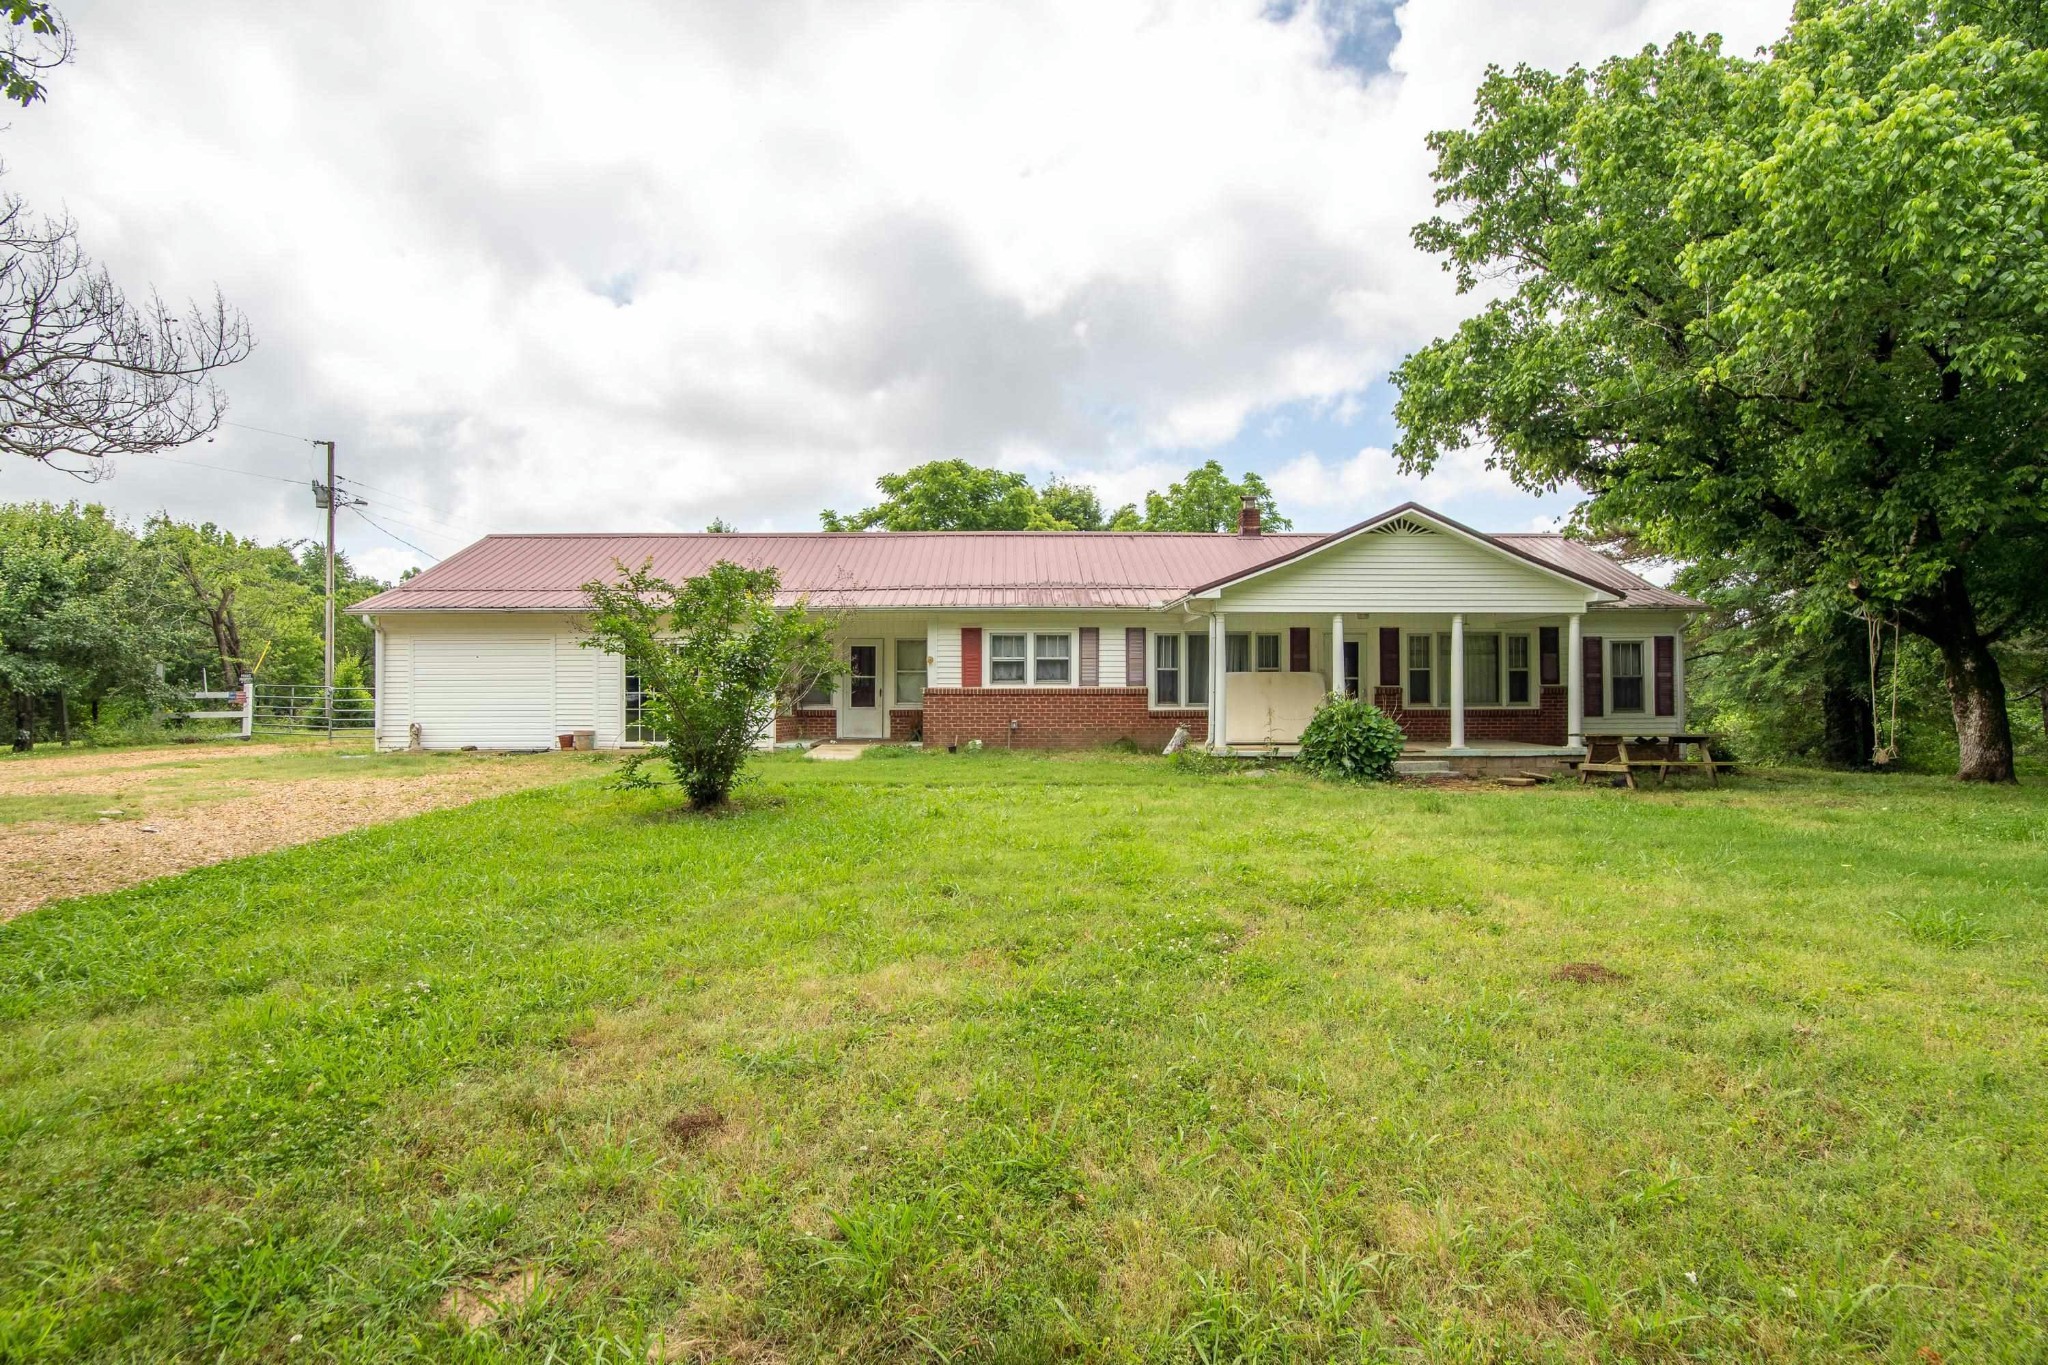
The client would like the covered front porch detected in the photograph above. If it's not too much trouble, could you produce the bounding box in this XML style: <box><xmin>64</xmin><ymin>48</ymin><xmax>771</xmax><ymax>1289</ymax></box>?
<box><xmin>1195</xmin><ymin>609</ymin><xmax>1622</xmax><ymax>758</ymax></box>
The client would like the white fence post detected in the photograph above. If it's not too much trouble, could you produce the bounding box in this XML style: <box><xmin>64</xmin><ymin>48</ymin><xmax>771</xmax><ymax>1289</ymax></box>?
<box><xmin>239</xmin><ymin>673</ymin><xmax>255</xmax><ymax>740</ymax></box>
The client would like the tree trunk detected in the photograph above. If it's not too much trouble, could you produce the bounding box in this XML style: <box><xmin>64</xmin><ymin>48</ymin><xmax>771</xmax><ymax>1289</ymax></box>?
<box><xmin>1820</xmin><ymin>617</ymin><xmax>1874</xmax><ymax>768</ymax></box>
<box><xmin>1904</xmin><ymin>567</ymin><xmax>2018</xmax><ymax>783</ymax></box>
<box><xmin>1940</xmin><ymin>633</ymin><xmax>2014</xmax><ymax>782</ymax></box>
<box><xmin>11</xmin><ymin>691</ymin><xmax>33</xmax><ymax>752</ymax></box>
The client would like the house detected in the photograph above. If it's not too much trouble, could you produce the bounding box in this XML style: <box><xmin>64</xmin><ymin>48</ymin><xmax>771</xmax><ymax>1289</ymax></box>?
<box><xmin>353</xmin><ymin>500</ymin><xmax>1699</xmax><ymax>764</ymax></box>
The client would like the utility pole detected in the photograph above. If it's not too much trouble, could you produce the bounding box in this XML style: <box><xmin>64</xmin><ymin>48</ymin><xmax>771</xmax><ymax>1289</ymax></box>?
<box><xmin>312</xmin><ymin>442</ymin><xmax>361</xmax><ymax>740</ymax></box>
<box><xmin>319</xmin><ymin>439</ymin><xmax>337</xmax><ymax>738</ymax></box>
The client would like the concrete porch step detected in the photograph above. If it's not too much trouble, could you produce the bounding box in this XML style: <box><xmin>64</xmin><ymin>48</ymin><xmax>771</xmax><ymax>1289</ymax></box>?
<box><xmin>1392</xmin><ymin>759</ymin><xmax>1452</xmax><ymax>776</ymax></box>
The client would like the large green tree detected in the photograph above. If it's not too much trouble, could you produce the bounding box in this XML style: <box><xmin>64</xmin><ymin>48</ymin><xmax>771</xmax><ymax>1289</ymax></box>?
<box><xmin>1393</xmin><ymin>0</ymin><xmax>2048</xmax><ymax>782</ymax></box>
<box><xmin>1139</xmin><ymin>460</ymin><xmax>1291</xmax><ymax>532</ymax></box>
<box><xmin>823</xmin><ymin>459</ymin><xmax>1284</xmax><ymax>532</ymax></box>
<box><xmin>0</xmin><ymin>502</ymin><xmax>161</xmax><ymax>748</ymax></box>
<box><xmin>822</xmin><ymin>461</ymin><xmax>1050</xmax><ymax>531</ymax></box>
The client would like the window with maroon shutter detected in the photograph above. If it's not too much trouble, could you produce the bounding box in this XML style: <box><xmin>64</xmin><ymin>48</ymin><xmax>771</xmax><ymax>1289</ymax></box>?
<box><xmin>1125</xmin><ymin>627</ymin><xmax>1146</xmax><ymax>686</ymax></box>
<box><xmin>1539</xmin><ymin>626</ymin><xmax>1560</xmax><ymax>686</ymax></box>
<box><xmin>961</xmin><ymin>627</ymin><xmax>982</xmax><ymax>688</ymax></box>
<box><xmin>1654</xmin><ymin>635</ymin><xmax>1675</xmax><ymax>716</ymax></box>
<box><xmin>1378</xmin><ymin>628</ymin><xmax>1400</xmax><ymax>690</ymax></box>
<box><xmin>1288</xmin><ymin>627</ymin><xmax>1310</xmax><ymax>672</ymax></box>
<box><xmin>1078</xmin><ymin>627</ymin><xmax>1099</xmax><ymax>687</ymax></box>
<box><xmin>1582</xmin><ymin>635</ymin><xmax>1604</xmax><ymax>718</ymax></box>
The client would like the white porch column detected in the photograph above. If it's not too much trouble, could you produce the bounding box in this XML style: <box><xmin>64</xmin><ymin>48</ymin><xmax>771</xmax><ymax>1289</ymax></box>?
<box><xmin>1449</xmin><ymin>613</ymin><xmax>1466</xmax><ymax>750</ymax></box>
<box><xmin>1208</xmin><ymin>610</ymin><xmax>1228</xmax><ymax>753</ymax></box>
<box><xmin>1673</xmin><ymin>630</ymin><xmax>1687</xmax><ymax>731</ymax></box>
<box><xmin>1330</xmin><ymin>614</ymin><xmax>1345</xmax><ymax>697</ymax></box>
<box><xmin>1567</xmin><ymin>612</ymin><xmax>1585</xmax><ymax>748</ymax></box>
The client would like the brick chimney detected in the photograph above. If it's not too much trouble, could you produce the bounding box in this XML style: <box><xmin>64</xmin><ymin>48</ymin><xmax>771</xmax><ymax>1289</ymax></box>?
<box><xmin>1237</xmin><ymin>493</ymin><xmax>1261</xmax><ymax>537</ymax></box>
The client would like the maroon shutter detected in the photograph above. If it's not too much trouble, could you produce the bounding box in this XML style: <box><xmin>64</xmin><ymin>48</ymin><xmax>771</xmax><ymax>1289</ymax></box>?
<box><xmin>1539</xmin><ymin>626</ymin><xmax>1560</xmax><ymax>686</ymax></box>
<box><xmin>1125</xmin><ymin>627</ymin><xmax>1146</xmax><ymax>686</ymax></box>
<box><xmin>1289</xmin><ymin>627</ymin><xmax>1310</xmax><ymax>672</ymax></box>
<box><xmin>1377</xmin><ymin>628</ymin><xmax>1400</xmax><ymax>689</ymax></box>
<box><xmin>1078</xmin><ymin>627</ymin><xmax>1099</xmax><ymax>687</ymax></box>
<box><xmin>1654</xmin><ymin>635</ymin><xmax>1675</xmax><ymax>716</ymax></box>
<box><xmin>1582</xmin><ymin>635</ymin><xmax>1604</xmax><ymax>718</ymax></box>
<box><xmin>961</xmin><ymin>627</ymin><xmax>982</xmax><ymax>689</ymax></box>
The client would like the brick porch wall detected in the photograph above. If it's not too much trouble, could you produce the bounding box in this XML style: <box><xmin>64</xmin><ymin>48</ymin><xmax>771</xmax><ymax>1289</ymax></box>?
<box><xmin>923</xmin><ymin>686</ymin><xmax>1206</xmax><ymax>749</ymax></box>
<box><xmin>1372</xmin><ymin>684</ymin><xmax>1568</xmax><ymax>746</ymax></box>
<box><xmin>774</xmin><ymin>710</ymin><xmax>838</xmax><ymax>743</ymax></box>
<box><xmin>889</xmin><ymin>708</ymin><xmax>922</xmax><ymax>741</ymax></box>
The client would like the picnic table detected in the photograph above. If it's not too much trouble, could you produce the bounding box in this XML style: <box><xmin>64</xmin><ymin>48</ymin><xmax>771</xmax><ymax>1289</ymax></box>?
<box><xmin>1575</xmin><ymin>731</ymin><xmax>1734</xmax><ymax>788</ymax></box>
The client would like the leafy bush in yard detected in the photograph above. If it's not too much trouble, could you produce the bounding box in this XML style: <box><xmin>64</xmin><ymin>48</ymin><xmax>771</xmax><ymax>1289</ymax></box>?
<box><xmin>582</xmin><ymin>561</ymin><xmax>838</xmax><ymax>808</ymax></box>
<box><xmin>1296</xmin><ymin>694</ymin><xmax>1405</xmax><ymax>782</ymax></box>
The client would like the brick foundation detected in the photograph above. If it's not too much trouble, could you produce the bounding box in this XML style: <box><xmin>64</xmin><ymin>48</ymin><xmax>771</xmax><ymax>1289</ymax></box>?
<box><xmin>923</xmin><ymin>686</ymin><xmax>1206</xmax><ymax>750</ymax></box>
<box><xmin>1372</xmin><ymin>684</ymin><xmax>1569</xmax><ymax>746</ymax></box>
<box><xmin>890</xmin><ymin>708</ymin><xmax>922</xmax><ymax>741</ymax></box>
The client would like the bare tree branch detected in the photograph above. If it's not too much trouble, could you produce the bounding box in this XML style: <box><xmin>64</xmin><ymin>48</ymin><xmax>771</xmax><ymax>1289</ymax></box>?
<box><xmin>0</xmin><ymin>187</ymin><xmax>254</xmax><ymax>477</ymax></box>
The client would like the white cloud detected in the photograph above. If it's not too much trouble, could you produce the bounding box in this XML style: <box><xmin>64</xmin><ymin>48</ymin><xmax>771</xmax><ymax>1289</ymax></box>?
<box><xmin>1270</xmin><ymin>443</ymin><xmax>1517</xmax><ymax>510</ymax></box>
<box><xmin>0</xmin><ymin>0</ymin><xmax>1792</xmax><ymax>570</ymax></box>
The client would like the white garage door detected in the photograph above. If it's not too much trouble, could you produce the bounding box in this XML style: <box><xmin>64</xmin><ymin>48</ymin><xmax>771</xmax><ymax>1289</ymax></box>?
<box><xmin>409</xmin><ymin>637</ymin><xmax>555</xmax><ymax>749</ymax></box>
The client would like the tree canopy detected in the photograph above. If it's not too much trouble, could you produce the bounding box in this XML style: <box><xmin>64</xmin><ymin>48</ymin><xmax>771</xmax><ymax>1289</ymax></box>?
<box><xmin>1392</xmin><ymin>0</ymin><xmax>2048</xmax><ymax>781</ymax></box>
<box><xmin>821</xmin><ymin>458</ymin><xmax>1285</xmax><ymax>532</ymax></box>
<box><xmin>0</xmin><ymin>501</ymin><xmax>389</xmax><ymax>748</ymax></box>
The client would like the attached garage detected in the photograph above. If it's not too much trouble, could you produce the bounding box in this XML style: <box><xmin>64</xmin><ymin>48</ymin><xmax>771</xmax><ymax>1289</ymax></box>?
<box><xmin>407</xmin><ymin>636</ymin><xmax>555</xmax><ymax>749</ymax></box>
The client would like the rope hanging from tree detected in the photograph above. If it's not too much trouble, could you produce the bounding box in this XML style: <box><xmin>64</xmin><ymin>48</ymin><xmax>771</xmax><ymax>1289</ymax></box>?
<box><xmin>1865</xmin><ymin>611</ymin><xmax>1901</xmax><ymax>767</ymax></box>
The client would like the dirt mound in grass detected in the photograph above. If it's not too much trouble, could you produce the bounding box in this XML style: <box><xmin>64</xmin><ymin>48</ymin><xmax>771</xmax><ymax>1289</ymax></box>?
<box><xmin>1552</xmin><ymin>961</ymin><xmax>1628</xmax><ymax>984</ymax></box>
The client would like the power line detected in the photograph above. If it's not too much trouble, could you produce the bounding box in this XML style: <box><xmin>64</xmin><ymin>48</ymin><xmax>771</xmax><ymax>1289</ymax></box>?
<box><xmin>353</xmin><ymin>504</ymin><xmax>469</xmax><ymax>545</ymax></box>
<box><xmin>123</xmin><ymin>449</ymin><xmax>307</xmax><ymax>485</ymax></box>
<box><xmin>221</xmin><ymin>419</ymin><xmax>323</xmax><ymax>444</ymax></box>
<box><xmin>348</xmin><ymin>505</ymin><xmax>442</xmax><ymax>563</ymax></box>
<box><xmin>333</xmin><ymin>475</ymin><xmax>484</xmax><ymax>534</ymax></box>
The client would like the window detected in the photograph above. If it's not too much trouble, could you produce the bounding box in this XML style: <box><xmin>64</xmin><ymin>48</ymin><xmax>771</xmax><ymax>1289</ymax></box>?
<box><xmin>989</xmin><ymin>633</ymin><xmax>1027</xmax><ymax>683</ymax></box>
<box><xmin>1611</xmin><ymin>640</ymin><xmax>1646</xmax><ymax>712</ymax></box>
<box><xmin>1407</xmin><ymin>634</ymin><xmax>1433</xmax><ymax>706</ymax></box>
<box><xmin>799</xmin><ymin>670</ymin><xmax>833</xmax><ymax>710</ymax></box>
<box><xmin>1437</xmin><ymin>634</ymin><xmax>1452</xmax><ymax>705</ymax></box>
<box><xmin>1507</xmin><ymin>635</ymin><xmax>1531</xmax><ymax>704</ymax></box>
<box><xmin>1225</xmin><ymin>633</ymin><xmax>1250</xmax><ymax>673</ymax></box>
<box><xmin>1155</xmin><ymin>632</ymin><xmax>1181</xmax><ymax>705</ymax></box>
<box><xmin>1186</xmin><ymin>632</ymin><xmax>1209</xmax><ymax>706</ymax></box>
<box><xmin>1343</xmin><ymin>641</ymin><xmax>1360</xmax><ymax>698</ymax></box>
<box><xmin>625</xmin><ymin>672</ymin><xmax>657</xmax><ymax>744</ymax></box>
<box><xmin>1465</xmin><ymin>632</ymin><xmax>1501</xmax><ymax>706</ymax></box>
<box><xmin>894</xmin><ymin>640</ymin><xmax>926</xmax><ymax>706</ymax></box>
<box><xmin>1255</xmin><ymin>633</ymin><xmax>1281</xmax><ymax>671</ymax></box>
<box><xmin>1034</xmin><ymin>633</ymin><xmax>1071</xmax><ymax>684</ymax></box>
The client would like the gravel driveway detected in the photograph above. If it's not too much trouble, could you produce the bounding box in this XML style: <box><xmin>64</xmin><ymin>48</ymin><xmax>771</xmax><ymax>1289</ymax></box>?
<box><xmin>0</xmin><ymin>742</ymin><xmax>583</xmax><ymax>920</ymax></box>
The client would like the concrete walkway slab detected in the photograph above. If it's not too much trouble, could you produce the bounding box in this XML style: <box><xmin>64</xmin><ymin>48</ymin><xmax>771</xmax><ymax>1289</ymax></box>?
<box><xmin>807</xmin><ymin>743</ymin><xmax>868</xmax><ymax>761</ymax></box>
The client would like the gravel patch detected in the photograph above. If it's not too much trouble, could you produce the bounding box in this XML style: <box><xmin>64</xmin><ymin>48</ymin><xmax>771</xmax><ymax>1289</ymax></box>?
<box><xmin>1</xmin><ymin>748</ymin><xmax>578</xmax><ymax>920</ymax></box>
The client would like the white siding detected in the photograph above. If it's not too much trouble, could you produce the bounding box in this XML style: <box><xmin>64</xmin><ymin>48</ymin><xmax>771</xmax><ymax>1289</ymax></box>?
<box><xmin>554</xmin><ymin>635</ymin><xmax>597</xmax><ymax>733</ymax></box>
<box><xmin>409</xmin><ymin>635</ymin><xmax>556</xmax><ymax>748</ymax></box>
<box><xmin>1217</xmin><ymin>522</ymin><xmax>1600</xmax><ymax>614</ymax></box>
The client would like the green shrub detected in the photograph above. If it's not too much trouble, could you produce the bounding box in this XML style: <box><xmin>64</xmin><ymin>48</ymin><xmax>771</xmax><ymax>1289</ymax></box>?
<box><xmin>1296</xmin><ymin>695</ymin><xmax>1405</xmax><ymax>782</ymax></box>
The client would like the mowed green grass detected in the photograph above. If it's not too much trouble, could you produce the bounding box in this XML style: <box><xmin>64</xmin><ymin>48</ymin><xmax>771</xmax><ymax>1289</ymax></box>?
<box><xmin>1</xmin><ymin>752</ymin><xmax>2043</xmax><ymax>1363</ymax></box>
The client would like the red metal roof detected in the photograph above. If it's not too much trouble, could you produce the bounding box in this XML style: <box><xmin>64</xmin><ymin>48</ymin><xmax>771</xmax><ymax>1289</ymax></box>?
<box><xmin>355</xmin><ymin>518</ymin><xmax>1696</xmax><ymax>613</ymax></box>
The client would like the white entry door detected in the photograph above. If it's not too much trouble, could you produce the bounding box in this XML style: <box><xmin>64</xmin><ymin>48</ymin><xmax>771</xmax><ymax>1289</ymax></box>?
<box><xmin>837</xmin><ymin>641</ymin><xmax>886</xmax><ymax>738</ymax></box>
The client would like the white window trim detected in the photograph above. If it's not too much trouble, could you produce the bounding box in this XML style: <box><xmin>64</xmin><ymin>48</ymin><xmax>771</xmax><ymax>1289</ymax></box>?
<box><xmin>1398</xmin><ymin>629</ymin><xmax>1541</xmax><ymax>710</ymax></box>
<box><xmin>1607</xmin><ymin>637</ymin><xmax>1649</xmax><ymax>715</ymax></box>
<box><xmin>1149</xmin><ymin>628</ymin><xmax>1210</xmax><ymax>711</ymax></box>
<box><xmin>987</xmin><ymin>632</ymin><xmax>1029</xmax><ymax>686</ymax></box>
<box><xmin>893</xmin><ymin>639</ymin><xmax>927</xmax><ymax>710</ymax></box>
<box><xmin>983</xmin><ymin>629</ymin><xmax>1077</xmax><ymax>689</ymax></box>
<box><xmin>1033</xmin><ymin>632</ymin><xmax>1074</xmax><ymax>686</ymax></box>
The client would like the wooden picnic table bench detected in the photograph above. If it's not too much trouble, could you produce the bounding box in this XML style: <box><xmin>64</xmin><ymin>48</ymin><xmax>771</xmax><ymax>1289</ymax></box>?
<box><xmin>1575</xmin><ymin>732</ymin><xmax>1735</xmax><ymax>789</ymax></box>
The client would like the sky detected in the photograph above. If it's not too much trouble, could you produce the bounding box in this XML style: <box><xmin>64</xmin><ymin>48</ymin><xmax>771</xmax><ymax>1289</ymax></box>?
<box><xmin>1</xmin><ymin>0</ymin><xmax>1792</xmax><ymax>581</ymax></box>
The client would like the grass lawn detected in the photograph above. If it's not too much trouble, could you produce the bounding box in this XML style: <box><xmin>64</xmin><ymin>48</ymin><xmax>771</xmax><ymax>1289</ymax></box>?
<box><xmin>1</xmin><ymin>751</ymin><xmax>2043</xmax><ymax>1362</ymax></box>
